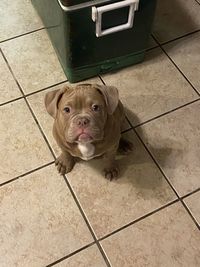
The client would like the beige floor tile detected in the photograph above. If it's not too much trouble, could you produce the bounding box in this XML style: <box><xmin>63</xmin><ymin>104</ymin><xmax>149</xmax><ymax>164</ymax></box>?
<box><xmin>28</xmin><ymin>84</ymin><xmax>66</xmax><ymax>157</ymax></box>
<box><xmin>27</xmin><ymin>80</ymin><xmax>130</xmax><ymax>156</ymax></box>
<box><xmin>102</xmin><ymin>48</ymin><xmax>198</xmax><ymax>125</ymax></box>
<box><xmin>66</xmin><ymin>130</ymin><xmax>176</xmax><ymax>238</ymax></box>
<box><xmin>0</xmin><ymin>165</ymin><xmax>93</xmax><ymax>267</ymax></box>
<box><xmin>1</xmin><ymin>30</ymin><xmax>66</xmax><ymax>94</ymax></box>
<box><xmin>153</xmin><ymin>0</ymin><xmax>200</xmax><ymax>43</ymax></box>
<box><xmin>137</xmin><ymin>101</ymin><xmax>200</xmax><ymax>196</ymax></box>
<box><xmin>54</xmin><ymin>245</ymin><xmax>106</xmax><ymax>267</ymax></box>
<box><xmin>0</xmin><ymin>53</ymin><xmax>21</xmax><ymax>103</ymax></box>
<box><xmin>0</xmin><ymin>0</ymin><xmax>43</xmax><ymax>42</ymax></box>
<box><xmin>101</xmin><ymin>202</ymin><xmax>200</xmax><ymax>267</ymax></box>
<box><xmin>164</xmin><ymin>32</ymin><xmax>200</xmax><ymax>94</ymax></box>
<box><xmin>184</xmin><ymin>191</ymin><xmax>200</xmax><ymax>225</ymax></box>
<box><xmin>0</xmin><ymin>99</ymin><xmax>53</xmax><ymax>184</ymax></box>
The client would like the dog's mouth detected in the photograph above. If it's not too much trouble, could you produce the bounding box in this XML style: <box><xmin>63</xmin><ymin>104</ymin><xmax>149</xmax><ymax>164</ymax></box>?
<box><xmin>66</xmin><ymin>125</ymin><xmax>103</xmax><ymax>144</ymax></box>
<box><xmin>77</xmin><ymin>133</ymin><xmax>93</xmax><ymax>143</ymax></box>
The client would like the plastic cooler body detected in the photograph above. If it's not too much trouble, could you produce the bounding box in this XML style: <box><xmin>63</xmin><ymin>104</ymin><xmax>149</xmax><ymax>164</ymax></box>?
<box><xmin>32</xmin><ymin>0</ymin><xmax>156</xmax><ymax>82</ymax></box>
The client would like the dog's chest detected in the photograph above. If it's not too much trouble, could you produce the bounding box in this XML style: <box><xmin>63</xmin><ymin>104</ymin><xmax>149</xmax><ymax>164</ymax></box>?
<box><xmin>77</xmin><ymin>143</ymin><xmax>95</xmax><ymax>160</ymax></box>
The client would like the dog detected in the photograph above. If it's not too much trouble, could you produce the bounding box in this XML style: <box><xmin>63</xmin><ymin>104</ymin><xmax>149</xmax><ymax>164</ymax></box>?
<box><xmin>45</xmin><ymin>84</ymin><xmax>132</xmax><ymax>180</ymax></box>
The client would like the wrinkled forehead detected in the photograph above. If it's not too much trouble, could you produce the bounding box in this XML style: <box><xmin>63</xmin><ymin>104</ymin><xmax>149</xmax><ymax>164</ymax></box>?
<box><xmin>60</xmin><ymin>86</ymin><xmax>105</xmax><ymax>108</ymax></box>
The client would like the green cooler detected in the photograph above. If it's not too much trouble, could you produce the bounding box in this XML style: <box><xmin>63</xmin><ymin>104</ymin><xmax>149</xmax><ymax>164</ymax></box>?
<box><xmin>32</xmin><ymin>0</ymin><xmax>156</xmax><ymax>82</ymax></box>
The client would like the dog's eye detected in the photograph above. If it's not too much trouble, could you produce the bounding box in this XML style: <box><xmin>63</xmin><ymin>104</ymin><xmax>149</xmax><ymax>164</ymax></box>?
<box><xmin>92</xmin><ymin>104</ymin><xmax>100</xmax><ymax>112</ymax></box>
<box><xmin>63</xmin><ymin>107</ymin><xmax>70</xmax><ymax>113</ymax></box>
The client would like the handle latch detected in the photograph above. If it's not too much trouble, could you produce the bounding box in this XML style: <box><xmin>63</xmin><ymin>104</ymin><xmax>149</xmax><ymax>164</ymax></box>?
<box><xmin>92</xmin><ymin>0</ymin><xmax>139</xmax><ymax>37</ymax></box>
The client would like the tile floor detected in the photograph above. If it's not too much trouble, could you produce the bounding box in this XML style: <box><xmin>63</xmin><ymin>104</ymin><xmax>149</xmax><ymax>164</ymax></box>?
<box><xmin>0</xmin><ymin>0</ymin><xmax>200</xmax><ymax>266</ymax></box>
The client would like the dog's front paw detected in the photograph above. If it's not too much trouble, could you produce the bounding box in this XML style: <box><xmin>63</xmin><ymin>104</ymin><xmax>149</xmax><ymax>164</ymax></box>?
<box><xmin>55</xmin><ymin>153</ymin><xmax>75</xmax><ymax>175</ymax></box>
<box><xmin>104</xmin><ymin>165</ymin><xmax>119</xmax><ymax>181</ymax></box>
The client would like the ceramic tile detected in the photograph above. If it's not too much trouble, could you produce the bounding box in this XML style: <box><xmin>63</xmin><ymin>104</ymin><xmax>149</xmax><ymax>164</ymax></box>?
<box><xmin>1</xmin><ymin>30</ymin><xmax>66</xmax><ymax>94</ymax></box>
<box><xmin>184</xmin><ymin>191</ymin><xmax>200</xmax><ymax>226</ymax></box>
<box><xmin>0</xmin><ymin>0</ymin><xmax>43</xmax><ymax>42</ymax></box>
<box><xmin>27</xmin><ymin>79</ymin><xmax>130</xmax><ymax>156</ymax></box>
<box><xmin>101</xmin><ymin>202</ymin><xmax>200</xmax><ymax>267</ymax></box>
<box><xmin>54</xmin><ymin>245</ymin><xmax>106</xmax><ymax>267</ymax></box>
<box><xmin>0</xmin><ymin>165</ymin><xmax>92</xmax><ymax>267</ymax></box>
<box><xmin>28</xmin><ymin>84</ymin><xmax>68</xmax><ymax>157</ymax></box>
<box><xmin>0</xmin><ymin>99</ymin><xmax>53</xmax><ymax>184</ymax></box>
<box><xmin>153</xmin><ymin>0</ymin><xmax>200</xmax><ymax>43</ymax></box>
<box><xmin>66</xmin><ymin>130</ymin><xmax>175</xmax><ymax>238</ymax></box>
<box><xmin>102</xmin><ymin>48</ymin><xmax>198</xmax><ymax>125</ymax></box>
<box><xmin>137</xmin><ymin>101</ymin><xmax>200</xmax><ymax>196</ymax></box>
<box><xmin>164</xmin><ymin>32</ymin><xmax>200</xmax><ymax>94</ymax></box>
<box><xmin>0</xmin><ymin>53</ymin><xmax>21</xmax><ymax>103</ymax></box>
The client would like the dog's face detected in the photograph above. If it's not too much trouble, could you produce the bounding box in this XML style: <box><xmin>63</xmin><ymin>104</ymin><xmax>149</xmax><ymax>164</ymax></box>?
<box><xmin>45</xmin><ymin>84</ymin><xmax>119</xmax><ymax>144</ymax></box>
<box><xmin>56</xmin><ymin>85</ymin><xmax>107</xmax><ymax>143</ymax></box>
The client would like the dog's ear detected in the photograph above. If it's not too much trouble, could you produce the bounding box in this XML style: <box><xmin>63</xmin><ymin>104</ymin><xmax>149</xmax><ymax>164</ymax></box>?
<box><xmin>44</xmin><ymin>86</ymin><xmax>69</xmax><ymax>118</ymax></box>
<box><xmin>95</xmin><ymin>85</ymin><xmax>119</xmax><ymax>114</ymax></box>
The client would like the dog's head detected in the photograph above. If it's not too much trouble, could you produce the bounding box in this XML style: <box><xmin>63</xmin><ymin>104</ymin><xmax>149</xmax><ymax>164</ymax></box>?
<box><xmin>45</xmin><ymin>84</ymin><xmax>119</xmax><ymax>144</ymax></box>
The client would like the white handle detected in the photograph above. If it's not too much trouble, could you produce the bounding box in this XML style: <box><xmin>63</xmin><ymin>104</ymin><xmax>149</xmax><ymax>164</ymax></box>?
<box><xmin>92</xmin><ymin>0</ymin><xmax>139</xmax><ymax>37</ymax></box>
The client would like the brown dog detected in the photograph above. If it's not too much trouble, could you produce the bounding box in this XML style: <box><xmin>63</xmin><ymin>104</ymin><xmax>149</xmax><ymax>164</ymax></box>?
<box><xmin>45</xmin><ymin>84</ymin><xmax>132</xmax><ymax>180</ymax></box>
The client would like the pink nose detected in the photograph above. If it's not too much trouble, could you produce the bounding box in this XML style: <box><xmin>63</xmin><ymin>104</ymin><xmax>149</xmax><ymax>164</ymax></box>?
<box><xmin>77</xmin><ymin>117</ymin><xmax>90</xmax><ymax>127</ymax></box>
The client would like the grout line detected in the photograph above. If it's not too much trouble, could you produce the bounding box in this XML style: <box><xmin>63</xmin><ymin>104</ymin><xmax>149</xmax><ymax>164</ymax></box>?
<box><xmin>46</xmin><ymin>242</ymin><xmax>95</xmax><ymax>267</ymax></box>
<box><xmin>100</xmin><ymin>70</ymin><xmax>200</xmax><ymax>131</ymax></box>
<box><xmin>151</xmin><ymin>35</ymin><xmax>200</xmax><ymax>97</ymax></box>
<box><xmin>194</xmin><ymin>0</ymin><xmax>200</xmax><ymax>5</ymax></box>
<box><xmin>0</xmin><ymin>27</ymin><xmax>45</xmax><ymax>44</ymax></box>
<box><xmin>151</xmin><ymin>28</ymin><xmax>200</xmax><ymax>46</ymax></box>
<box><xmin>146</xmin><ymin>38</ymin><xmax>200</xmax><ymax>230</ymax></box>
<box><xmin>62</xmin><ymin>174</ymin><xmax>111</xmax><ymax>267</ymax></box>
<box><xmin>0</xmin><ymin>75</ymin><xmax>107</xmax><ymax>107</ymax></box>
<box><xmin>0</xmin><ymin>80</ymin><xmax>68</xmax><ymax>107</ymax></box>
<box><xmin>26</xmin><ymin>98</ymin><xmax>57</xmax><ymax>157</ymax></box>
<box><xmin>1</xmin><ymin>49</ymin><xmax>57</xmax><ymax>157</ymax></box>
<box><xmin>1</xmin><ymin>38</ymin><xmax>199</xmax><ymax>260</ymax></box>
<box><xmin>90</xmin><ymin>60</ymin><xmax>200</xmax><ymax>232</ymax></box>
<box><xmin>99</xmin><ymin>199</ymin><xmax>180</xmax><ymax>242</ymax></box>
<box><xmin>181</xmin><ymin>200</ymin><xmax>200</xmax><ymax>230</ymax></box>
<box><xmin>1</xmin><ymin>49</ymin><xmax>111</xmax><ymax>266</ymax></box>
<box><xmin>97</xmin><ymin>75</ymin><xmax>105</xmax><ymax>84</ymax></box>
<box><xmin>133</xmin><ymin>127</ymin><xmax>200</xmax><ymax>230</ymax></box>
<box><xmin>99</xmin><ymin>75</ymin><xmax>106</xmax><ymax>85</ymax></box>
<box><xmin>125</xmin><ymin>115</ymin><xmax>133</xmax><ymax>128</ymax></box>
<box><xmin>125</xmin><ymin>115</ymin><xmax>134</xmax><ymax>130</ymax></box>
<box><xmin>0</xmin><ymin>49</ymin><xmax>56</xmax><ymax>159</ymax></box>
<box><xmin>146</xmin><ymin>45</ymin><xmax>159</xmax><ymax>52</ymax></box>
<box><xmin>181</xmin><ymin>187</ymin><xmax>200</xmax><ymax>200</ymax></box>
<box><xmin>98</xmin><ymin>242</ymin><xmax>112</xmax><ymax>266</ymax></box>
<box><xmin>133</xmin><ymin>98</ymin><xmax>200</xmax><ymax>128</ymax></box>
<box><xmin>0</xmin><ymin>161</ymin><xmax>54</xmax><ymax>187</ymax></box>
<box><xmin>121</xmin><ymin>127</ymin><xmax>132</xmax><ymax>134</ymax></box>
<box><xmin>25</xmin><ymin>80</ymin><xmax>68</xmax><ymax>97</ymax></box>
<box><xmin>25</xmin><ymin>94</ymin><xmax>57</xmax><ymax>158</ymax></box>
<box><xmin>0</xmin><ymin>49</ymin><xmax>25</xmax><ymax>93</ymax></box>
<box><xmin>0</xmin><ymin>96</ymin><xmax>24</xmax><ymax>107</ymax></box>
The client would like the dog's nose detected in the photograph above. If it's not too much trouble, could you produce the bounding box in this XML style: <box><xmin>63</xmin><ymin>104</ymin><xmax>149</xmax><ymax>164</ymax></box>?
<box><xmin>77</xmin><ymin>117</ymin><xmax>90</xmax><ymax>127</ymax></box>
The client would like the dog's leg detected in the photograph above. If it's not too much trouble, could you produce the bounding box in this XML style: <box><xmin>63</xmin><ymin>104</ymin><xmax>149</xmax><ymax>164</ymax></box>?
<box><xmin>103</xmin><ymin>146</ymin><xmax>119</xmax><ymax>181</ymax></box>
<box><xmin>55</xmin><ymin>151</ymin><xmax>75</xmax><ymax>175</ymax></box>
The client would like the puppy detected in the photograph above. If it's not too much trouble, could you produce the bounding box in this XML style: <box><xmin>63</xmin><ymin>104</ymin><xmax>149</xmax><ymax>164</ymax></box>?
<box><xmin>45</xmin><ymin>84</ymin><xmax>132</xmax><ymax>180</ymax></box>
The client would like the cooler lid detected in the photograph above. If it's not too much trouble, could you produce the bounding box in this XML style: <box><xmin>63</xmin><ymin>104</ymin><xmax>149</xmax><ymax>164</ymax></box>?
<box><xmin>60</xmin><ymin>0</ymin><xmax>111</xmax><ymax>6</ymax></box>
<box><xmin>59</xmin><ymin>0</ymin><xmax>113</xmax><ymax>9</ymax></box>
